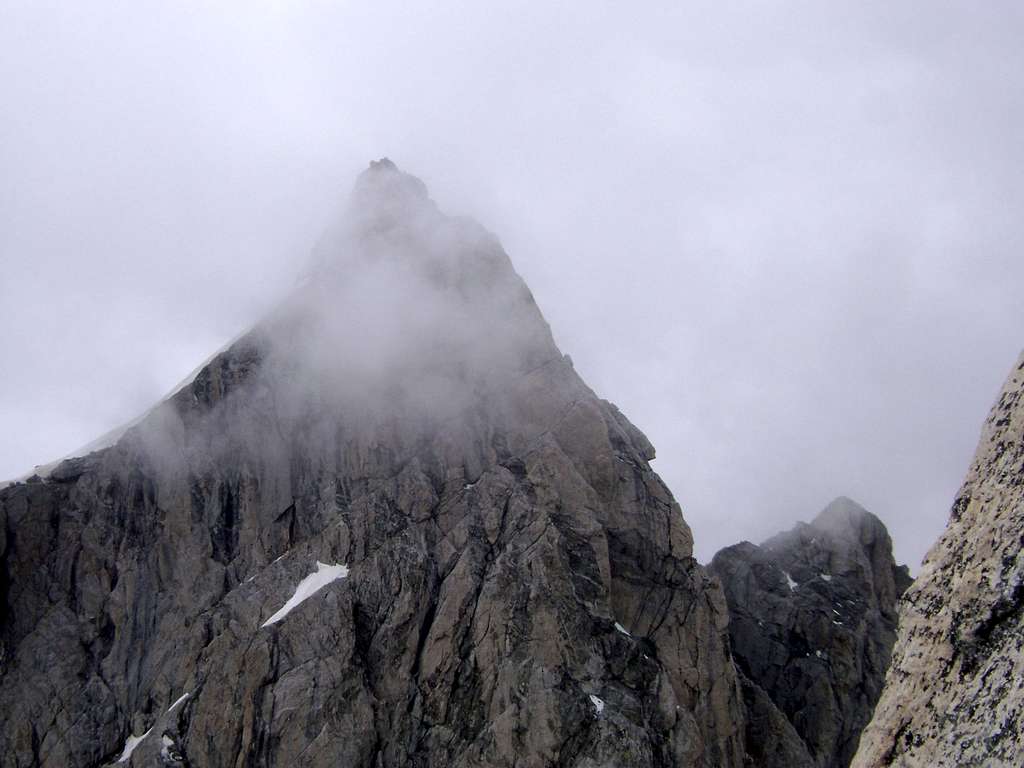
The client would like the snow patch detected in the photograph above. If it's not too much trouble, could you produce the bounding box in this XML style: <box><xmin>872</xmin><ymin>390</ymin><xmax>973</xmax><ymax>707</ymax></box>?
<box><xmin>614</xmin><ymin>622</ymin><xmax>631</xmax><ymax>636</ymax></box>
<box><xmin>166</xmin><ymin>692</ymin><xmax>190</xmax><ymax>713</ymax></box>
<box><xmin>262</xmin><ymin>562</ymin><xmax>350</xmax><ymax>627</ymax></box>
<box><xmin>589</xmin><ymin>694</ymin><xmax>605</xmax><ymax>714</ymax></box>
<box><xmin>783</xmin><ymin>571</ymin><xmax>798</xmax><ymax>590</ymax></box>
<box><xmin>821</xmin><ymin>573</ymin><xmax>832</xmax><ymax>582</ymax></box>
<box><xmin>160</xmin><ymin>735</ymin><xmax>177</xmax><ymax>761</ymax></box>
<box><xmin>117</xmin><ymin>728</ymin><xmax>152</xmax><ymax>763</ymax></box>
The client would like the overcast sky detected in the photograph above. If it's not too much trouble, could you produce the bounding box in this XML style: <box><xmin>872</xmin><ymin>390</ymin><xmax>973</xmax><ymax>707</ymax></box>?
<box><xmin>2</xmin><ymin>1</ymin><xmax>1022</xmax><ymax>566</ymax></box>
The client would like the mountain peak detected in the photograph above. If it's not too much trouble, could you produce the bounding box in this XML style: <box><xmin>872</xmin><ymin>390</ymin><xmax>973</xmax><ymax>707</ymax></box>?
<box><xmin>349</xmin><ymin>157</ymin><xmax>432</xmax><ymax>229</ymax></box>
<box><xmin>0</xmin><ymin>163</ymin><xmax>744</xmax><ymax>766</ymax></box>
<box><xmin>367</xmin><ymin>156</ymin><xmax>397</xmax><ymax>172</ymax></box>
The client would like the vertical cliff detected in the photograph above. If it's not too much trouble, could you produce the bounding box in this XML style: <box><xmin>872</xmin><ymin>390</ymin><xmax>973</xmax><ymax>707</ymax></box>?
<box><xmin>853</xmin><ymin>351</ymin><xmax>1024</xmax><ymax>767</ymax></box>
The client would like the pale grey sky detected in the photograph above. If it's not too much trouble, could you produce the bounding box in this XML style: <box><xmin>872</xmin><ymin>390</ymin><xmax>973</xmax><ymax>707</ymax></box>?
<box><xmin>2</xmin><ymin>1</ymin><xmax>1022</xmax><ymax>566</ymax></box>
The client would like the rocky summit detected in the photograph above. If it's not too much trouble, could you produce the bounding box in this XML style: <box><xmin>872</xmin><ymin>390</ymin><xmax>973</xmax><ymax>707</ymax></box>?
<box><xmin>0</xmin><ymin>161</ymin><xmax>749</xmax><ymax>767</ymax></box>
<box><xmin>853</xmin><ymin>351</ymin><xmax>1024</xmax><ymax>768</ymax></box>
<box><xmin>710</xmin><ymin>498</ymin><xmax>912</xmax><ymax>768</ymax></box>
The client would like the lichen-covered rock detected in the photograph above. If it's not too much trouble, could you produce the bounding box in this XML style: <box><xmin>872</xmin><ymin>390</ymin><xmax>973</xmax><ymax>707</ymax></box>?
<box><xmin>853</xmin><ymin>351</ymin><xmax>1024</xmax><ymax>768</ymax></box>
<box><xmin>710</xmin><ymin>497</ymin><xmax>911</xmax><ymax>768</ymax></box>
<box><xmin>0</xmin><ymin>161</ymin><xmax>747</xmax><ymax>767</ymax></box>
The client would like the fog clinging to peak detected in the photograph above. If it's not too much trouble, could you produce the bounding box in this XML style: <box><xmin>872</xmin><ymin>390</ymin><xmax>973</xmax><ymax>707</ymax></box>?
<box><xmin>2</xmin><ymin>2</ymin><xmax>1022</xmax><ymax>567</ymax></box>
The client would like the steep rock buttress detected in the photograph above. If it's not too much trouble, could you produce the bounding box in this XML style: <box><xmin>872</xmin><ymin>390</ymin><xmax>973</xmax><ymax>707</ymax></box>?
<box><xmin>853</xmin><ymin>351</ymin><xmax>1024</xmax><ymax>768</ymax></box>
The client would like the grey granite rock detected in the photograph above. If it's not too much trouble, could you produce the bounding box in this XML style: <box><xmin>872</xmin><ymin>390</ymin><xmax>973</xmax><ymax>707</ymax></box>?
<box><xmin>710</xmin><ymin>497</ymin><xmax>911</xmax><ymax>768</ymax></box>
<box><xmin>0</xmin><ymin>161</ymin><xmax>747</xmax><ymax>767</ymax></box>
<box><xmin>853</xmin><ymin>351</ymin><xmax>1024</xmax><ymax>768</ymax></box>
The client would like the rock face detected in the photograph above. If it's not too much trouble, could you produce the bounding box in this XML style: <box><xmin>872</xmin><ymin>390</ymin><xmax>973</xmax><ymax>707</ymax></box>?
<box><xmin>853</xmin><ymin>351</ymin><xmax>1024</xmax><ymax>768</ymax></box>
<box><xmin>710</xmin><ymin>497</ymin><xmax>912</xmax><ymax>768</ymax></box>
<box><xmin>0</xmin><ymin>161</ymin><xmax>749</xmax><ymax>767</ymax></box>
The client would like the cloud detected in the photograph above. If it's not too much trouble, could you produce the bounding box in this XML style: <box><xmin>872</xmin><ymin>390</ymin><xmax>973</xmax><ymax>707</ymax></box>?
<box><xmin>1</xmin><ymin>1</ymin><xmax>1022</xmax><ymax>568</ymax></box>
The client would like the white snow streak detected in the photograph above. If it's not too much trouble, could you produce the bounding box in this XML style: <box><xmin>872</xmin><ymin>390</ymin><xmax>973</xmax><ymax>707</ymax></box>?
<box><xmin>261</xmin><ymin>562</ymin><xmax>349</xmax><ymax>627</ymax></box>
<box><xmin>614</xmin><ymin>622</ymin><xmax>631</xmax><ymax>636</ymax></box>
<box><xmin>821</xmin><ymin>573</ymin><xmax>832</xmax><ymax>582</ymax></box>
<box><xmin>117</xmin><ymin>728</ymin><xmax>152</xmax><ymax>763</ymax></box>
<box><xmin>167</xmin><ymin>692</ymin><xmax>190</xmax><ymax>713</ymax></box>
<box><xmin>783</xmin><ymin>571</ymin><xmax>798</xmax><ymax>590</ymax></box>
<box><xmin>589</xmin><ymin>694</ymin><xmax>605</xmax><ymax>714</ymax></box>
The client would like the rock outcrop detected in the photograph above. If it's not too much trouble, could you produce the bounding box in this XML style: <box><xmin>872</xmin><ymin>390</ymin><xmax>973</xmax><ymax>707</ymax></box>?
<box><xmin>0</xmin><ymin>161</ymin><xmax>748</xmax><ymax>767</ymax></box>
<box><xmin>853</xmin><ymin>351</ymin><xmax>1024</xmax><ymax>768</ymax></box>
<box><xmin>710</xmin><ymin>497</ymin><xmax>912</xmax><ymax>768</ymax></box>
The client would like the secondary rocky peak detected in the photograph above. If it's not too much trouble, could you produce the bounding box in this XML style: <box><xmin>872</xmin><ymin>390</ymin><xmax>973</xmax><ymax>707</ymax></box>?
<box><xmin>710</xmin><ymin>500</ymin><xmax>910</xmax><ymax>768</ymax></box>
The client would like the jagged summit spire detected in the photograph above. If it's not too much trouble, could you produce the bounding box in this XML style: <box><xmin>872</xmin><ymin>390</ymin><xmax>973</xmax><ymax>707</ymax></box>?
<box><xmin>349</xmin><ymin>157</ymin><xmax>433</xmax><ymax>230</ymax></box>
<box><xmin>356</xmin><ymin>157</ymin><xmax>425</xmax><ymax>191</ymax></box>
<box><xmin>368</xmin><ymin>157</ymin><xmax>397</xmax><ymax>172</ymax></box>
